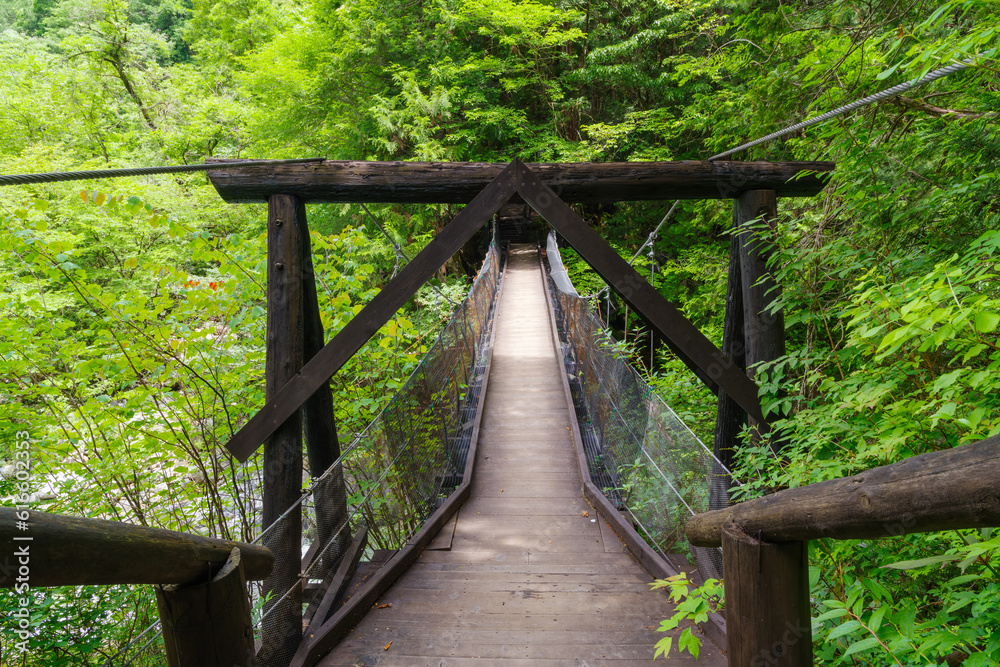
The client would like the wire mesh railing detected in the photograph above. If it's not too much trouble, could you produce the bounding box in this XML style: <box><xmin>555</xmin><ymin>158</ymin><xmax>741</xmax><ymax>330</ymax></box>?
<box><xmin>543</xmin><ymin>231</ymin><xmax>733</xmax><ymax>579</ymax></box>
<box><xmin>255</xmin><ymin>235</ymin><xmax>503</xmax><ymax>667</ymax></box>
<box><xmin>108</xmin><ymin>236</ymin><xmax>502</xmax><ymax>667</ymax></box>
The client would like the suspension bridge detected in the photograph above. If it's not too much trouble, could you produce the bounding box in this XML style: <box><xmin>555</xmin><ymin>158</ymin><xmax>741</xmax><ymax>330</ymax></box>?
<box><xmin>4</xmin><ymin>158</ymin><xmax>999</xmax><ymax>667</ymax></box>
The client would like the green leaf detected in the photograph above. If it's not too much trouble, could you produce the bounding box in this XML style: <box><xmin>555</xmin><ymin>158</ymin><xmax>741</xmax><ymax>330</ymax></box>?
<box><xmin>974</xmin><ymin>311</ymin><xmax>1000</xmax><ymax>333</ymax></box>
<box><xmin>876</xmin><ymin>61</ymin><xmax>901</xmax><ymax>80</ymax></box>
<box><xmin>883</xmin><ymin>554</ymin><xmax>961</xmax><ymax>570</ymax></box>
<box><xmin>827</xmin><ymin>620</ymin><xmax>862</xmax><ymax>641</ymax></box>
<box><xmin>868</xmin><ymin>606</ymin><xmax>887</xmax><ymax>633</ymax></box>
<box><xmin>653</xmin><ymin>636</ymin><xmax>673</xmax><ymax>659</ymax></box>
<box><xmin>814</xmin><ymin>608</ymin><xmax>850</xmax><ymax>622</ymax></box>
<box><xmin>843</xmin><ymin>636</ymin><xmax>881</xmax><ymax>657</ymax></box>
<box><xmin>678</xmin><ymin>628</ymin><xmax>701</xmax><ymax>660</ymax></box>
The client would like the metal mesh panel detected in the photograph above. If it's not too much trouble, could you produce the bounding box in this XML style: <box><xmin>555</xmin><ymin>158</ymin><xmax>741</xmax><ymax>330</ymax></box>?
<box><xmin>544</xmin><ymin>232</ymin><xmax>728</xmax><ymax>578</ymax></box>
<box><xmin>113</xmin><ymin>239</ymin><xmax>502</xmax><ymax>667</ymax></box>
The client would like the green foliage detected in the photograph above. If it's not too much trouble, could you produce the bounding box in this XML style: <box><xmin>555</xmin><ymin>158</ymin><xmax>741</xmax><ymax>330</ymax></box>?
<box><xmin>650</xmin><ymin>573</ymin><xmax>723</xmax><ymax>660</ymax></box>
<box><xmin>811</xmin><ymin>530</ymin><xmax>1000</xmax><ymax>665</ymax></box>
<box><xmin>0</xmin><ymin>584</ymin><xmax>161</xmax><ymax>665</ymax></box>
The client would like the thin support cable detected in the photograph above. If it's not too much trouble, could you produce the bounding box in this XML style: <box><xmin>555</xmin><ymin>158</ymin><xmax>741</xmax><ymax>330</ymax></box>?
<box><xmin>360</xmin><ymin>203</ymin><xmax>455</xmax><ymax>305</ymax></box>
<box><xmin>628</xmin><ymin>200</ymin><xmax>681</xmax><ymax>265</ymax></box>
<box><xmin>642</xmin><ymin>448</ymin><xmax>696</xmax><ymax>516</ymax></box>
<box><xmin>0</xmin><ymin>157</ymin><xmax>326</xmax><ymax>186</ymax></box>
<box><xmin>708</xmin><ymin>58</ymin><xmax>974</xmax><ymax>161</ymax></box>
<box><xmin>620</xmin><ymin>57</ymin><xmax>976</xmax><ymax>273</ymax></box>
<box><xmin>101</xmin><ymin>615</ymin><xmax>162</xmax><ymax>666</ymax></box>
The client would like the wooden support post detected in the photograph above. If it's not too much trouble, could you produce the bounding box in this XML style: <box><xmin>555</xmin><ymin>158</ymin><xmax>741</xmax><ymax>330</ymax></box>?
<box><xmin>156</xmin><ymin>548</ymin><xmax>258</xmax><ymax>667</ymax></box>
<box><xmin>736</xmin><ymin>189</ymin><xmax>785</xmax><ymax>452</ymax></box>
<box><xmin>260</xmin><ymin>194</ymin><xmax>305</xmax><ymax>666</ymax></box>
<box><xmin>703</xmin><ymin>232</ymin><xmax>748</xmax><ymax>580</ymax></box>
<box><xmin>300</xmin><ymin>216</ymin><xmax>351</xmax><ymax>582</ymax></box>
<box><xmin>722</xmin><ymin>525</ymin><xmax>811</xmax><ymax>667</ymax></box>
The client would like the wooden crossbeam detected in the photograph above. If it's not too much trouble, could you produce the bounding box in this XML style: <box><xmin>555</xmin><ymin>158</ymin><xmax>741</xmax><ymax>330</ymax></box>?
<box><xmin>207</xmin><ymin>159</ymin><xmax>833</xmax><ymax>203</ymax></box>
<box><xmin>0</xmin><ymin>508</ymin><xmax>273</xmax><ymax>587</ymax></box>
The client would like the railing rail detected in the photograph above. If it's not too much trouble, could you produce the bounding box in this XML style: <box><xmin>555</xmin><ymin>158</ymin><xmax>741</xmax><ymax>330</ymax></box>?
<box><xmin>0</xmin><ymin>508</ymin><xmax>272</xmax><ymax>666</ymax></box>
<box><xmin>686</xmin><ymin>434</ymin><xmax>1000</xmax><ymax>547</ymax></box>
<box><xmin>0</xmin><ymin>507</ymin><xmax>273</xmax><ymax>587</ymax></box>
<box><xmin>684</xmin><ymin>434</ymin><xmax>1000</xmax><ymax>666</ymax></box>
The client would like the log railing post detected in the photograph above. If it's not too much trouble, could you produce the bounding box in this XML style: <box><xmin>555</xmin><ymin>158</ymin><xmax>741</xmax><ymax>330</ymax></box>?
<box><xmin>260</xmin><ymin>194</ymin><xmax>305</xmax><ymax>666</ymax></box>
<box><xmin>722</xmin><ymin>524</ymin><xmax>811</xmax><ymax>666</ymax></box>
<box><xmin>736</xmin><ymin>189</ymin><xmax>785</xmax><ymax>452</ymax></box>
<box><xmin>156</xmin><ymin>548</ymin><xmax>257</xmax><ymax>667</ymax></box>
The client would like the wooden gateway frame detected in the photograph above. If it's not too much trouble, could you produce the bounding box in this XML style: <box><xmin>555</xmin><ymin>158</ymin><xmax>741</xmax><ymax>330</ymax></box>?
<box><xmin>206</xmin><ymin>157</ymin><xmax>834</xmax><ymax>665</ymax></box>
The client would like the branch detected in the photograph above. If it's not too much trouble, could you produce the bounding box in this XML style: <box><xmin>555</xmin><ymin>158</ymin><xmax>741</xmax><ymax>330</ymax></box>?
<box><xmin>894</xmin><ymin>96</ymin><xmax>998</xmax><ymax>120</ymax></box>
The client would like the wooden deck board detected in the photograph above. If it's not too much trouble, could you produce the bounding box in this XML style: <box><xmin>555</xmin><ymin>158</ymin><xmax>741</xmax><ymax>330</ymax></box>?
<box><xmin>317</xmin><ymin>246</ymin><xmax>724</xmax><ymax>666</ymax></box>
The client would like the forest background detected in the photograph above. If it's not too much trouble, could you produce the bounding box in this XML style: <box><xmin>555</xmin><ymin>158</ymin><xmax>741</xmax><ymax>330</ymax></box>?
<box><xmin>0</xmin><ymin>0</ymin><xmax>997</xmax><ymax>663</ymax></box>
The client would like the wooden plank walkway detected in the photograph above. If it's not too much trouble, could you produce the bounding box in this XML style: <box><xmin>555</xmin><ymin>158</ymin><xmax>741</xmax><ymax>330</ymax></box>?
<box><xmin>318</xmin><ymin>246</ymin><xmax>724</xmax><ymax>666</ymax></box>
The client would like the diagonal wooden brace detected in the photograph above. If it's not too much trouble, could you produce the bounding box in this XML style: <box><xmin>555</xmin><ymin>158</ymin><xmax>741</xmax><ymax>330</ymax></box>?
<box><xmin>225</xmin><ymin>161</ymin><xmax>519</xmax><ymax>461</ymax></box>
<box><xmin>513</xmin><ymin>159</ymin><xmax>764</xmax><ymax>423</ymax></box>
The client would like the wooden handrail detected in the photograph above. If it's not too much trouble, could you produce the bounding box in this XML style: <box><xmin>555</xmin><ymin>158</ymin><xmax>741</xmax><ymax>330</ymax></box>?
<box><xmin>0</xmin><ymin>508</ymin><xmax>273</xmax><ymax>587</ymax></box>
<box><xmin>687</xmin><ymin>434</ymin><xmax>1000</xmax><ymax>548</ymax></box>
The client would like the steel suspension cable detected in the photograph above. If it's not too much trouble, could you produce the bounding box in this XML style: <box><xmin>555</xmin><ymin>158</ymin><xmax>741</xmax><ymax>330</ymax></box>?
<box><xmin>0</xmin><ymin>157</ymin><xmax>325</xmax><ymax>186</ymax></box>
<box><xmin>631</xmin><ymin>57</ymin><xmax>976</xmax><ymax>268</ymax></box>
<box><xmin>708</xmin><ymin>58</ymin><xmax>974</xmax><ymax>161</ymax></box>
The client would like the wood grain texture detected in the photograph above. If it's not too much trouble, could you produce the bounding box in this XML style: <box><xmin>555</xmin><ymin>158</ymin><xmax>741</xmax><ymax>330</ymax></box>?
<box><xmin>722</xmin><ymin>526</ymin><xmax>811</xmax><ymax>667</ymax></box>
<box><xmin>687</xmin><ymin>435</ymin><xmax>1000</xmax><ymax>547</ymax></box>
<box><xmin>260</xmin><ymin>194</ymin><xmax>305</xmax><ymax>667</ymax></box>
<box><xmin>0</xmin><ymin>508</ymin><xmax>272</xmax><ymax>586</ymax></box>
<box><xmin>737</xmin><ymin>189</ymin><xmax>785</xmax><ymax>452</ymax></box>
<box><xmin>156</xmin><ymin>548</ymin><xmax>258</xmax><ymax>667</ymax></box>
<box><xmin>207</xmin><ymin>159</ymin><xmax>833</xmax><ymax>203</ymax></box>
<box><xmin>314</xmin><ymin>247</ymin><xmax>724</xmax><ymax>667</ymax></box>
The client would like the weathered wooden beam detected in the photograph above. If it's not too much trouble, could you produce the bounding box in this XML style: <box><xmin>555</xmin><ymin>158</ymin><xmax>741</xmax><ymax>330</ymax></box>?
<box><xmin>0</xmin><ymin>508</ymin><xmax>272</xmax><ymax>587</ymax></box>
<box><xmin>705</xmin><ymin>231</ymin><xmax>747</xmax><ymax>580</ymax></box>
<box><xmin>722</xmin><ymin>526</ymin><xmax>811</xmax><ymax>666</ymax></box>
<box><xmin>737</xmin><ymin>189</ymin><xmax>786</xmax><ymax>452</ymax></box>
<box><xmin>296</xmin><ymin>526</ymin><xmax>369</xmax><ymax>666</ymax></box>
<box><xmin>224</xmin><ymin>162</ymin><xmax>518</xmax><ymax>462</ymax></box>
<box><xmin>711</xmin><ymin>230</ymin><xmax>747</xmax><ymax>500</ymax></box>
<box><xmin>300</xmin><ymin>220</ymin><xmax>351</xmax><ymax>580</ymax></box>
<box><xmin>259</xmin><ymin>194</ymin><xmax>305</xmax><ymax>667</ymax></box>
<box><xmin>515</xmin><ymin>160</ymin><xmax>765</xmax><ymax>423</ymax></box>
<box><xmin>207</xmin><ymin>160</ymin><xmax>834</xmax><ymax>203</ymax></box>
<box><xmin>156</xmin><ymin>548</ymin><xmax>258</xmax><ymax>667</ymax></box>
<box><xmin>687</xmin><ymin>435</ymin><xmax>1000</xmax><ymax>547</ymax></box>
